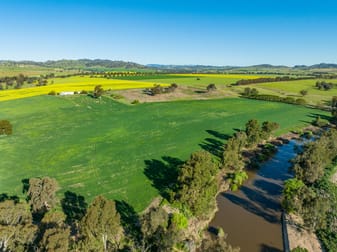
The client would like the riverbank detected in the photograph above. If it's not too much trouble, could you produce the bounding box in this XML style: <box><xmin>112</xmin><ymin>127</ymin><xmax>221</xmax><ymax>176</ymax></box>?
<box><xmin>208</xmin><ymin>125</ymin><xmax>323</xmax><ymax>251</ymax></box>
<box><xmin>141</xmin><ymin>125</ymin><xmax>323</xmax><ymax>251</ymax></box>
<box><xmin>286</xmin><ymin>213</ymin><xmax>325</xmax><ymax>252</ymax></box>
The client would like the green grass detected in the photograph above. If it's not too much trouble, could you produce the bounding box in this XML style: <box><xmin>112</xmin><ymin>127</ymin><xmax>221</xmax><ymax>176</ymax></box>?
<box><xmin>244</xmin><ymin>79</ymin><xmax>337</xmax><ymax>105</ymax></box>
<box><xmin>0</xmin><ymin>95</ymin><xmax>329</xmax><ymax>211</ymax></box>
<box><xmin>0</xmin><ymin>65</ymin><xmax>77</xmax><ymax>77</ymax></box>
<box><xmin>112</xmin><ymin>74</ymin><xmax>255</xmax><ymax>88</ymax></box>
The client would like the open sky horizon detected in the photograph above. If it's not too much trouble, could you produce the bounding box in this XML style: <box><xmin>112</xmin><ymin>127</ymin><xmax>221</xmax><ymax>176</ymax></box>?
<box><xmin>1</xmin><ymin>0</ymin><xmax>337</xmax><ymax>66</ymax></box>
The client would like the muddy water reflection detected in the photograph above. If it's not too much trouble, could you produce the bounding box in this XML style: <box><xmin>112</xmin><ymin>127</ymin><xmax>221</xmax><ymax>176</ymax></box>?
<box><xmin>210</xmin><ymin>140</ymin><xmax>300</xmax><ymax>252</ymax></box>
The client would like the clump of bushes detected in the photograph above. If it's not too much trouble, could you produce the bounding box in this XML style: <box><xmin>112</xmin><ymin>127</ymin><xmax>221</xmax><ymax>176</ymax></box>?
<box><xmin>206</xmin><ymin>83</ymin><xmax>216</xmax><ymax>92</ymax></box>
<box><xmin>48</xmin><ymin>90</ymin><xmax>56</xmax><ymax>95</ymax></box>
<box><xmin>145</xmin><ymin>83</ymin><xmax>178</xmax><ymax>96</ymax></box>
<box><xmin>0</xmin><ymin>120</ymin><xmax>12</xmax><ymax>135</ymax></box>
<box><xmin>131</xmin><ymin>99</ymin><xmax>140</xmax><ymax>104</ymax></box>
<box><xmin>227</xmin><ymin>171</ymin><xmax>248</xmax><ymax>191</ymax></box>
<box><xmin>171</xmin><ymin>213</ymin><xmax>188</xmax><ymax>230</ymax></box>
<box><xmin>257</xmin><ymin>143</ymin><xmax>277</xmax><ymax>162</ymax></box>
<box><xmin>316</xmin><ymin>81</ymin><xmax>335</xmax><ymax>91</ymax></box>
<box><xmin>243</xmin><ymin>87</ymin><xmax>258</xmax><ymax>96</ymax></box>
<box><xmin>110</xmin><ymin>93</ymin><xmax>124</xmax><ymax>99</ymax></box>
<box><xmin>80</xmin><ymin>90</ymin><xmax>88</xmax><ymax>94</ymax></box>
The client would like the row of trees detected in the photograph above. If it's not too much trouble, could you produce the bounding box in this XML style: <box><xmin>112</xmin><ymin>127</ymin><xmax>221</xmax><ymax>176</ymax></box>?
<box><xmin>234</xmin><ymin>76</ymin><xmax>312</xmax><ymax>86</ymax></box>
<box><xmin>282</xmin><ymin>129</ymin><xmax>337</xmax><ymax>251</ymax></box>
<box><xmin>169</xmin><ymin>119</ymin><xmax>279</xmax><ymax>217</ymax></box>
<box><xmin>222</xmin><ymin>120</ymin><xmax>279</xmax><ymax>190</ymax></box>
<box><xmin>0</xmin><ymin>176</ymin><xmax>240</xmax><ymax>251</ymax></box>
<box><xmin>242</xmin><ymin>93</ymin><xmax>306</xmax><ymax>105</ymax></box>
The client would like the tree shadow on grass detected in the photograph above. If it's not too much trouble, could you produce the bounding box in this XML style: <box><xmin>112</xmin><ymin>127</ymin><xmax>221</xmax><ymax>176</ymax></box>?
<box><xmin>199</xmin><ymin>130</ymin><xmax>231</xmax><ymax>158</ymax></box>
<box><xmin>0</xmin><ymin>193</ymin><xmax>19</xmax><ymax>203</ymax></box>
<box><xmin>308</xmin><ymin>112</ymin><xmax>332</xmax><ymax>121</ymax></box>
<box><xmin>199</xmin><ymin>138</ymin><xmax>224</xmax><ymax>158</ymax></box>
<box><xmin>21</xmin><ymin>178</ymin><xmax>30</xmax><ymax>194</ymax></box>
<box><xmin>144</xmin><ymin>156</ymin><xmax>183</xmax><ymax>200</ymax></box>
<box><xmin>115</xmin><ymin>200</ymin><xmax>142</xmax><ymax>244</ymax></box>
<box><xmin>194</xmin><ymin>90</ymin><xmax>207</xmax><ymax>94</ymax></box>
<box><xmin>206</xmin><ymin>130</ymin><xmax>231</xmax><ymax>141</ymax></box>
<box><xmin>61</xmin><ymin>191</ymin><xmax>88</xmax><ymax>224</ymax></box>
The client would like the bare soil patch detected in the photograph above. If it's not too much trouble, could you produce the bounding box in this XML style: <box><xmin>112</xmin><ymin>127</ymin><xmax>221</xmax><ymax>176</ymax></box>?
<box><xmin>286</xmin><ymin>213</ymin><xmax>325</xmax><ymax>252</ymax></box>
<box><xmin>111</xmin><ymin>85</ymin><xmax>237</xmax><ymax>103</ymax></box>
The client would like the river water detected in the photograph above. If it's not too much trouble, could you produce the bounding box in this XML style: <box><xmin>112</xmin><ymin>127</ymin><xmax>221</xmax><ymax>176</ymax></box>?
<box><xmin>210</xmin><ymin>140</ymin><xmax>300</xmax><ymax>252</ymax></box>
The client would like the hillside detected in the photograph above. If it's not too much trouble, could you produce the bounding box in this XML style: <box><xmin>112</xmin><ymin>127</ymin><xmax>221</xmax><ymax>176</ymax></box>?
<box><xmin>0</xmin><ymin>59</ymin><xmax>148</xmax><ymax>71</ymax></box>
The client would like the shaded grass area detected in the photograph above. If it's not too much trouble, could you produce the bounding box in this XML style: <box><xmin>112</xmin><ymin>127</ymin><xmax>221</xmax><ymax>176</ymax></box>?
<box><xmin>0</xmin><ymin>95</ymin><xmax>330</xmax><ymax>211</ymax></box>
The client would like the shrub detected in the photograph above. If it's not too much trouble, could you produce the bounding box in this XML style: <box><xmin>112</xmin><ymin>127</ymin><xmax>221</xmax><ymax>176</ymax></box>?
<box><xmin>291</xmin><ymin>246</ymin><xmax>308</xmax><ymax>252</ymax></box>
<box><xmin>206</xmin><ymin>83</ymin><xmax>216</xmax><ymax>92</ymax></box>
<box><xmin>80</xmin><ymin>90</ymin><xmax>88</xmax><ymax>94</ymax></box>
<box><xmin>171</xmin><ymin>213</ymin><xmax>188</xmax><ymax>230</ymax></box>
<box><xmin>300</xmin><ymin>90</ymin><xmax>308</xmax><ymax>96</ymax></box>
<box><xmin>48</xmin><ymin>90</ymin><xmax>56</xmax><ymax>95</ymax></box>
<box><xmin>295</xmin><ymin>98</ymin><xmax>306</xmax><ymax>105</ymax></box>
<box><xmin>0</xmin><ymin>120</ymin><xmax>12</xmax><ymax>135</ymax></box>
<box><xmin>228</xmin><ymin>171</ymin><xmax>248</xmax><ymax>191</ymax></box>
<box><xmin>131</xmin><ymin>99</ymin><xmax>140</xmax><ymax>104</ymax></box>
<box><xmin>110</xmin><ymin>94</ymin><xmax>124</xmax><ymax>99</ymax></box>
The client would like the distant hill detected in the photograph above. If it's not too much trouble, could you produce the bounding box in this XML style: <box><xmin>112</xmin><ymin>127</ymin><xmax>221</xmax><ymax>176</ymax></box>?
<box><xmin>249</xmin><ymin>64</ymin><xmax>288</xmax><ymax>68</ymax></box>
<box><xmin>1</xmin><ymin>59</ymin><xmax>337</xmax><ymax>73</ymax></box>
<box><xmin>0</xmin><ymin>59</ymin><xmax>147</xmax><ymax>71</ymax></box>
<box><xmin>294</xmin><ymin>63</ymin><xmax>337</xmax><ymax>69</ymax></box>
<box><xmin>148</xmin><ymin>63</ymin><xmax>337</xmax><ymax>73</ymax></box>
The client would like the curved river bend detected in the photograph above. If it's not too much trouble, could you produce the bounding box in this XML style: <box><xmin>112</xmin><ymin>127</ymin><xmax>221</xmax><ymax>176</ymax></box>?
<box><xmin>210</xmin><ymin>140</ymin><xmax>300</xmax><ymax>252</ymax></box>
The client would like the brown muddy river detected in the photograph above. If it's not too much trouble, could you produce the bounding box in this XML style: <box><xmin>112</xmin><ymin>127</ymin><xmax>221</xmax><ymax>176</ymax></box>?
<box><xmin>210</xmin><ymin>140</ymin><xmax>300</xmax><ymax>252</ymax></box>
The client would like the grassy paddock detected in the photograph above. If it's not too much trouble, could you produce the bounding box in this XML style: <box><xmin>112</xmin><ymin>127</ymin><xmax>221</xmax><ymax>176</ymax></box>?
<box><xmin>245</xmin><ymin>79</ymin><xmax>337</xmax><ymax>105</ymax></box>
<box><xmin>0</xmin><ymin>95</ymin><xmax>329</xmax><ymax>211</ymax></box>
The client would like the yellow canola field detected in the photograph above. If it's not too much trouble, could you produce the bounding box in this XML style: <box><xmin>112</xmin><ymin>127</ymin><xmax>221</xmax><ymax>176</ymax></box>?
<box><xmin>0</xmin><ymin>77</ymin><xmax>159</xmax><ymax>102</ymax></box>
<box><xmin>169</xmin><ymin>73</ymin><xmax>264</xmax><ymax>79</ymax></box>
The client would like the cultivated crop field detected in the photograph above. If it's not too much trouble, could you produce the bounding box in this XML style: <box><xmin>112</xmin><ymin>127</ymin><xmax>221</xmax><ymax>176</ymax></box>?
<box><xmin>0</xmin><ymin>76</ymin><xmax>161</xmax><ymax>102</ymax></box>
<box><xmin>0</xmin><ymin>95</ymin><xmax>329</xmax><ymax>211</ymax></box>
<box><xmin>0</xmin><ymin>74</ymin><xmax>265</xmax><ymax>102</ymax></box>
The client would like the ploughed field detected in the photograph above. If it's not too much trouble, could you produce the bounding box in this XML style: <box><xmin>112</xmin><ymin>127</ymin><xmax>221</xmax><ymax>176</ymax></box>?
<box><xmin>0</xmin><ymin>95</ymin><xmax>329</xmax><ymax>211</ymax></box>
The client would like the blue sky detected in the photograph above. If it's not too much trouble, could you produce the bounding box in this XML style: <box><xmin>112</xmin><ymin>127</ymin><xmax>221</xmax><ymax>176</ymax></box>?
<box><xmin>1</xmin><ymin>0</ymin><xmax>337</xmax><ymax>66</ymax></box>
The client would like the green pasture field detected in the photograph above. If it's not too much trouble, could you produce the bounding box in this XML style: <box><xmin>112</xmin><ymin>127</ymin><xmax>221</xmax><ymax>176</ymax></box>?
<box><xmin>0</xmin><ymin>95</ymin><xmax>329</xmax><ymax>211</ymax></box>
<box><xmin>112</xmin><ymin>74</ymin><xmax>260</xmax><ymax>88</ymax></box>
<box><xmin>245</xmin><ymin>79</ymin><xmax>337</xmax><ymax>105</ymax></box>
<box><xmin>0</xmin><ymin>65</ymin><xmax>77</xmax><ymax>77</ymax></box>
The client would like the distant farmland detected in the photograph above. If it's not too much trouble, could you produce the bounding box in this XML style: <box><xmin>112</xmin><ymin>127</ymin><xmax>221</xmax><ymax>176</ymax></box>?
<box><xmin>0</xmin><ymin>95</ymin><xmax>329</xmax><ymax>211</ymax></box>
<box><xmin>0</xmin><ymin>74</ymin><xmax>264</xmax><ymax>101</ymax></box>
